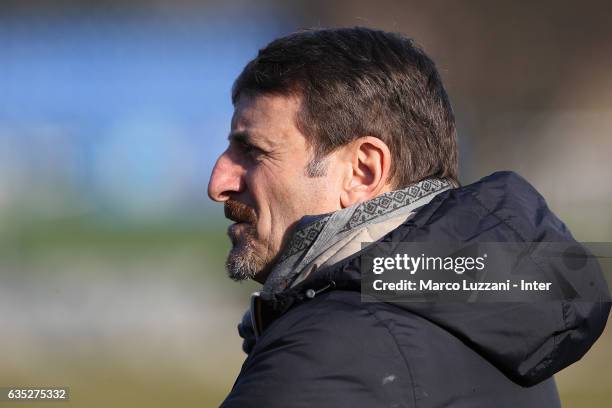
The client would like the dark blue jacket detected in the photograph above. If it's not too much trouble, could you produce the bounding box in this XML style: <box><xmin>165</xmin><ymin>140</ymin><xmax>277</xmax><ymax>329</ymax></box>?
<box><xmin>221</xmin><ymin>172</ymin><xmax>610</xmax><ymax>408</ymax></box>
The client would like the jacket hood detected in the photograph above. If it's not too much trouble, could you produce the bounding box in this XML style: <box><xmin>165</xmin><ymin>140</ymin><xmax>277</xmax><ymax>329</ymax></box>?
<box><xmin>251</xmin><ymin>171</ymin><xmax>611</xmax><ymax>386</ymax></box>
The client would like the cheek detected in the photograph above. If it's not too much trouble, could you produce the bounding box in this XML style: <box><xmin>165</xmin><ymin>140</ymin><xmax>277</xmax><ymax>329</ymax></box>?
<box><xmin>244</xmin><ymin>168</ymin><xmax>292</xmax><ymax>230</ymax></box>
<box><xmin>299</xmin><ymin>172</ymin><xmax>343</xmax><ymax>213</ymax></box>
<box><xmin>252</xmin><ymin>170</ymin><xmax>303</xmax><ymax>224</ymax></box>
<box><xmin>245</xmin><ymin>162</ymin><xmax>340</xmax><ymax>239</ymax></box>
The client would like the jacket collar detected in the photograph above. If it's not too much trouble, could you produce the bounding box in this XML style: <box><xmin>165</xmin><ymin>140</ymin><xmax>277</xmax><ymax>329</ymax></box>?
<box><xmin>246</xmin><ymin>178</ymin><xmax>454</xmax><ymax>341</ymax></box>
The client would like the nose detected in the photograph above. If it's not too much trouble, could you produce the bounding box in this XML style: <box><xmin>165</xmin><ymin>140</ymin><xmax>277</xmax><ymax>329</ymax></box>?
<box><xmin>208</xmin><ymin>150</ymin><xmax>245</xmax><ymax>202</ymax></box>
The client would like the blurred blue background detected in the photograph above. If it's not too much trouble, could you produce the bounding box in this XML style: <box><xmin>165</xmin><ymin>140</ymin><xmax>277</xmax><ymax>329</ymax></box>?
<box><xmin>0</xmin><ymin>9</ymin><xmax>290</xmax><ymax>220</ymax></box>
<box><xmin>0</xmin><ymin>1</ymin><xmax>610</xmax><ymax>407</ymax></box>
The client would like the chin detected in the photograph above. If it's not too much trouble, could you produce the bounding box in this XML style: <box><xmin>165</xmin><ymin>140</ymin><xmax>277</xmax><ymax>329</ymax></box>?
<box><xmin>226</xmin><ymin>241</ymin><xmax>268</xmax><ymax>282</ymax></box>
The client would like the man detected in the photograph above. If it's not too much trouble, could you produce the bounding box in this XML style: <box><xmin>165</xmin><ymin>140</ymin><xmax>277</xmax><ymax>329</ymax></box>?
<box><xmin>208</xmin><ymin>27</ymin><xmax>610</xmax><ymax>407</ymax></box>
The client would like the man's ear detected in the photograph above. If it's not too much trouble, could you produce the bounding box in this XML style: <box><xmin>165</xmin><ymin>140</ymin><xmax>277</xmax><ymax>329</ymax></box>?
<box><xmin>339</xmin><ymin>136</ymin><xmax>393</xmax><ymax>208</ymax></box>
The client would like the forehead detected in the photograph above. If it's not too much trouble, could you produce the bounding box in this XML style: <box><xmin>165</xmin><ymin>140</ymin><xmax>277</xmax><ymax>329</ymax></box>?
<box><xmin>231</xmin><ymin>94</ymin><xmax>304</xmax><ymax>147</ymax></box>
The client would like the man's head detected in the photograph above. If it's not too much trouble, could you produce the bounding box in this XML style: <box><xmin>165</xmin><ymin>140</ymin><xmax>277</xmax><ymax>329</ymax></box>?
<box><xmin>208</xmin><ymin>27</ymin><xmax>458</xmax><ymax>282</ymax></box>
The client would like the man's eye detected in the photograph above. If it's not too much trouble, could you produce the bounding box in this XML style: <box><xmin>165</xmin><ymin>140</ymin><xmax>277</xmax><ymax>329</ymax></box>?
<box><xmin>240</xmin><ymin>142</ymin><xmax>263</xmax><ymax>158</ymax></box>
<box><xmin>243</xmin><ymin>144</ymin><xmax>256</xmax><ymax>154</ymax></box>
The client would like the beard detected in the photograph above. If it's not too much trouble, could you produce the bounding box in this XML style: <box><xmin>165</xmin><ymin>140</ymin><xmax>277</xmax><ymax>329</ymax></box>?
<box><xmin>226</xmin><ymin>224</ymin><xmax>268</xmax><ymax>281</ymax></box>
<box><xmin>224</xmin><ymin>200</ymin><xmax>273</xmax><ymax>281</ymax></box>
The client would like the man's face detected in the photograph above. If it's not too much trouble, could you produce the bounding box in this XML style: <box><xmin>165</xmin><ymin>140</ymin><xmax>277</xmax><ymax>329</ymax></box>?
<box><xmin>208</xmin><ymin>94</ymin><xmax>344</xmax><ymax>282</ymax></box>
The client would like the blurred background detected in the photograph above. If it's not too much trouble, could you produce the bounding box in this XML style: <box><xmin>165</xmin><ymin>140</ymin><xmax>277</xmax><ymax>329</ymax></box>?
<box><xmin>1</xmin><ymin>0</ymin><xmax>610</xmax><ymax>407</ymax></box>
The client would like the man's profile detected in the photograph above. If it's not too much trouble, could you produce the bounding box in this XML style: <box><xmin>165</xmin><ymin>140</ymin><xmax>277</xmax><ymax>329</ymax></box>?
<box><xmin>208</xmin><ymin>27</ymin><xmax>610</xmax><ymax>407</ymax></box>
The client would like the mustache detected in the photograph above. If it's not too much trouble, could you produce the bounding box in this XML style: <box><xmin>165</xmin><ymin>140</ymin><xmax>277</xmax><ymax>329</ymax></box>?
<box><xmin>224</xmin><ymin>200</ymin><xmax>257</xmax><ymax>224</ymax></box>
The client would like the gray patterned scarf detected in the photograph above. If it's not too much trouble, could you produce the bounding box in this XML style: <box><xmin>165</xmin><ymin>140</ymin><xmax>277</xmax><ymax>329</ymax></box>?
<box><xmin>262</xmin><ymin>178</ymin><xmax>453</xmax><ymax>295</ymax></box>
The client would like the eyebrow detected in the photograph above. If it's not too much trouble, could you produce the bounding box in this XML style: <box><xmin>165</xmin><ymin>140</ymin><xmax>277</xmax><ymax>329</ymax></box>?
<box><xmin>228</xmin><ymin>130</ymin><xmax>253</xmax><ymax>145</ymax></box>
<box><xmin>228</xmin><ymin>130</ymin><xmax>273</xmax><ymax>152</ymax></box>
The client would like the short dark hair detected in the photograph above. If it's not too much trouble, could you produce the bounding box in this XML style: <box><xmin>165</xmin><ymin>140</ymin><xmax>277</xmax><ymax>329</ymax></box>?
<box><xmin>232</xmin><ymin>27</ymin><xmax>458</xmax><ymax>187</ymax></box>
